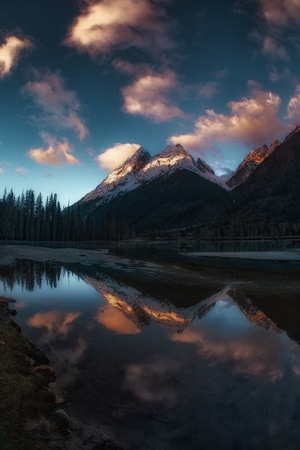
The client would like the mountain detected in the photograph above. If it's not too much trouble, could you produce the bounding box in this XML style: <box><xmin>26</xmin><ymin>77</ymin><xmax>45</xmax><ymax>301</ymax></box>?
<box><xmin>226</xmin><ymin>141</ymin><xmax>280</xmax><ymax>189</ymax></box>
<box><xmin>80</xmin><ymin>144</ymin><xmax>226</xmax><ymax>210</ymax></box>
<box><xmin>231</xmin><ymin>125</ymin><xmax>300</xmax><ymax>229</ymax></box>
<box><xmin>70</xmin><ymin>125</ymin><xmax>300</xmax><ymax>238</ymax></box>
<box><xmin>80</xmin><ymin>146</ymin><xmax>151</xmax><ymax>206</ymax></box>
<box><xmin>76</xmin><ymin>144</ymin><xmax>231</xmax><ymax>231</ymax></box>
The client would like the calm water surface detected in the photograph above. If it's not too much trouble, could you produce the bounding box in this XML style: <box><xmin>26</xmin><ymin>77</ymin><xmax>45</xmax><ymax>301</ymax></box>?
<box><xmin>1</xmin><ymin>258</ymin><xmax>300</xmax><ymax>449</ymax></box>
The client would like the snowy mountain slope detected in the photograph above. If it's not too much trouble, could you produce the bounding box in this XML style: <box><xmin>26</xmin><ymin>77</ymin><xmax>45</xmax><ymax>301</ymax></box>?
<box><xmin>80</xmin><ymin>146</ymin><xmax>151</xmax><ymax>205</ymax></box>
<box><xmin>80</xmin><ymin>143</ymin><xmax>228</xmax><ymax>207</ymax></box>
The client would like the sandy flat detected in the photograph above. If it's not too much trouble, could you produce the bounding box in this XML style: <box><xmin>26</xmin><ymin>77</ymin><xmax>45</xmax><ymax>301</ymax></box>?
<box><xmin>183</xmin><ymin>250</ymin><xmax>300</xmax><ymax>261</ymax></box>
<box><xmin>0</xmin><ymin>245</ymin><xmax>114</xmax><ymax>266</ymax></box>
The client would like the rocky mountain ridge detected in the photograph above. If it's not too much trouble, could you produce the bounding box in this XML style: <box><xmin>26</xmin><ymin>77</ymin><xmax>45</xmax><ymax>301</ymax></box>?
<box><xmin>72</xmin><ymin>125</ymin><xmax>300</xmax><ymax>237</ymax></box>
<box><xmin>80</xmin><ymin>144</ymin><xmax>227</xmax><ymax>207</ymax></box>
<box><xmin>226</xmin><ymin>140</ymin><xmax>281</xmax><ymax>189</ymax></box>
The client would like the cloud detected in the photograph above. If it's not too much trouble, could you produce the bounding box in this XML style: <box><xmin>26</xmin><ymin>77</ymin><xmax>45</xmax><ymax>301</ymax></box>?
<box><xmin>0</xmin><ymin>168</ymin><xmax>4</xmax><ymax>174</ymax></box>
<box><xmin>268</xmin><ymin>65</ymin><xmax>291</xmax><ymax>82</ymax></box>
<box><xmin>169</xmin><ymin>82</ymin><xmax>285</xmax><ymax>154</ymax></box>
<box><xmin>287</xmin><ymin>85</ymin><xmax>300</xmax><ymax>126</ymax></box>
<box><xmin>64</xmin><ymin>0</ymin><xmax>175</xmax><ymax>57</ymax></box>
<box><xmin>0</xmin><ymin>35</ymin><xmax>32</xmax><ymax>78</ymax></box>
<box><xmin>253</xmin><ymin>1</ymin><xmax>300</xmax><ymax>62</ymax></box>
<box><xmin>96</xmin><ymin>142</ymin><xmax>140</xmax><ymax>171</ymax></box>
<box><xmin>262</xmin><ymin>36</ymin><xmax>289</xmax><ymax>60</ymax></box>
<box><xmin>15</xmin><ymin>167</ymin><xmax>28</xmax><ymax>176</ymax></box>
<box><xmin>28</xmin><ymin>310</ymin><xmax>81</xmax><ymax>337</ymax></box>
<box><xmin>121</xmin><ymin>69</ymin><xmax>186</xmax><ymax>122</ymax></box>
<box><xmin>28</xmin><ymin>133</ymin><xmax>80</xmax><ymax>166</ymax></box>
<box><xmin>124</xmin><ymin>357</ymin><xmax>181</xmax><ymax>405</ymax></box>
<box><xmin>23</xmin><ymin>71</ymin><xmax>88</xmax><ymax>140</ymax></box>
<box><xmin>259</xmin><ymin>0</ymin><xmax>300</xmax><ymax>27</ymax></box>
<box><xmin>96</xmin><ymin>304</ymin><xmax>140</xmax><ymax>334</ymax></box>
<box><xmin>198</xmin><ymin>81</ymin><xmax>220</xmax><ymax>99</ymax></box>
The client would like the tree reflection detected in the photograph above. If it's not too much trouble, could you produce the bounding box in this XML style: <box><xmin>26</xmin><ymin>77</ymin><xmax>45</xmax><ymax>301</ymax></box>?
<box><xmin>0</xmin><ymin>259</ymin><xmax>62</xmax><ymax>291</ymax></box>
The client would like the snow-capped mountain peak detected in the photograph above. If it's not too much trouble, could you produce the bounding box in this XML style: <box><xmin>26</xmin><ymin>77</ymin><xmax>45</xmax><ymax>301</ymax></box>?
<box><xmin>141</xmin><ymin>144</ymin><xmax>196</xmax><ymax>181</ymax></box>
<box><xmin>80</xmin><ymin>146</ymin><xmax>151</xmax><ymax>204</ymax></box>
<box><xmin>79</xmin><ymin>143</ymin><xmax>228</xmax><ymax>206</ymax></box>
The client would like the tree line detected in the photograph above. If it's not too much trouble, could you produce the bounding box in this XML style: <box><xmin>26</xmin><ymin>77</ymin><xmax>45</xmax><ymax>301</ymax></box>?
<box><xmin>0</xmin><ymin>188</ymin><xmax>132</xmax><ymax>241</ymax></box>
<box><xmin>0</xmin><ymin>188</ymin><xmax>81</xmax><ymax>241</ymax></box>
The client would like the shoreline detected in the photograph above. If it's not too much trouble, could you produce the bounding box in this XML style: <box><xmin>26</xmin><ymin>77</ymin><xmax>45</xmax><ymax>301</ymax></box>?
<box><xmin>0</xmin><ymin>296</ymin><xmax>122</xmax><ymax>450</ymax></box>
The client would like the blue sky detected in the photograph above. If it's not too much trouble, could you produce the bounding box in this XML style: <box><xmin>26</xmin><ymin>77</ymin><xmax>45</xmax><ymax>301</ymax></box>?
<box><xmin>1</xmin><ymin>0</ymin><xmax>300</xmax><ymax>205</ymax></box>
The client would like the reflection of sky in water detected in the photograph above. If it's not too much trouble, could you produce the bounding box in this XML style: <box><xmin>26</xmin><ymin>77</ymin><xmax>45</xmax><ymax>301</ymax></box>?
<box><xmin>1</xmin><ymin>267</ymin><xmax>300</xmax><ymax>450</ymax></box>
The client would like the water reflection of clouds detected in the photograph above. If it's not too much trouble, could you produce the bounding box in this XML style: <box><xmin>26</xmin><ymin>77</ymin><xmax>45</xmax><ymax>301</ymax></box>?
<box><xmin>171</xmin><ymin>300</ymin><xmax>298</xmax><ymax>381</ymax></box>
<box><xmin>96</xmin><ymin>304</ymin><xmax>140</xmax><ymax>335</ymax></box>
<box><xmin>27</xmin><ymin>309</ymin><xmax>88</xmax><ymax>389</ymax></box>
<box><xmin>124</xmin><ymin>357</ymin><xmax>181</xmax><ymax>406</ymax></box>
<box><xmin>27</xmin><ymin>310</ymin><xmax>81</xmax><ymax>338</ymax></box>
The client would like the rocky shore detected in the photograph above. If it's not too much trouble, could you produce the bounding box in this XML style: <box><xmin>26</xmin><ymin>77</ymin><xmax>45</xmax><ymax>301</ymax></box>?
<box><xmin>0</xmin><ymin>296</ymin><xmax>122</xmax><ymax>450</ymax></box>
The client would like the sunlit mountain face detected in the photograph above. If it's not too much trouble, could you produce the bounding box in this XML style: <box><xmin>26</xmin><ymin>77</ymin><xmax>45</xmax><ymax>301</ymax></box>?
<box><xmin>1</xmin><ymin>260</ymin><xmax>300</xmax><ymax>449</ymax></box>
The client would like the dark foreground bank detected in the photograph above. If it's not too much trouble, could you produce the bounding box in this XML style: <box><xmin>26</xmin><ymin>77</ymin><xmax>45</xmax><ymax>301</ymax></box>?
<box><xmin>0</xmin><ymin>296</ymin><xmax>122</xmax><ymax>450</ymax></box>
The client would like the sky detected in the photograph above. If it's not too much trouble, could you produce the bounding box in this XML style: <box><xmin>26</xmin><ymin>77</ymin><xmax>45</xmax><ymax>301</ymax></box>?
<box><xmin>1</xmin><ymin>0</ymin><xmax>300</xmax><ymax>206</ymax></box>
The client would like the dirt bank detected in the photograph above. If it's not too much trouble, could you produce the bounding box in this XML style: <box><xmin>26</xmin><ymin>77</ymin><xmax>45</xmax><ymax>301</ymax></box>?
<box><xmin>0</xmin><ymin>296</ymin><xmax>122</xmax><ymax>450</ymax></box>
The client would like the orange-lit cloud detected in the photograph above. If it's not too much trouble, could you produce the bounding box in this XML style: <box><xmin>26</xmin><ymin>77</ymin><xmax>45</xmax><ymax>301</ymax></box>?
<box><xmin>0</xmin><ymin>35</ymin><xmax>32</xmax><ymax>78</ymax></box>
<box><xmin>28</xmin><ymin>310</ymin><xmax>81</xmax><ymax>336</ymax></box>
<box><xmin>23</xmin><ymin>71</ymin><xmax>88</xmax><ymax>140</ymax></box>
<box><xmin>96</xmin><ymin>142</ymin><xmax>140</xmax><ymax>171</ymax></box>
<box><xmin>96</xmin><ymin>304</ymin><xmax>140</xmax><ymax>334</ymax></box>
<box><xmin>169</xmin><ymin>82</ymin><xmax>285</xmax><ymax>153</ymax></box>
<box><xmin>287</xmin><ymin>85</ymin><xmax>300</xmax><ymax>126</ymax></box>
<box><xmin>28</xmin><ymin>133</ymin><xmax>80</xmax><ymax>166</ymax></box>
<box><xmin>64</xmin><ymin>0</ymin><xmax>174</xmax><ymax>57</ymax></box>
<box><xmin>121</xmin><ymin>70</ymin><xmax>186</xmax><ymax>122</ymax></box>
<box><xmin>259</xmin><ymin>0</ymin><xmax>300</xmax><ymax>27</ymax></box>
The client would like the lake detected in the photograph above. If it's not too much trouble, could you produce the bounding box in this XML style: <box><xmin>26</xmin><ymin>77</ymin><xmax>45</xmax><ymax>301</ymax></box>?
<box><xmin>1</xmin><ymin>244</ymin><xmax>300</xmax><ymax>449</ymax></box>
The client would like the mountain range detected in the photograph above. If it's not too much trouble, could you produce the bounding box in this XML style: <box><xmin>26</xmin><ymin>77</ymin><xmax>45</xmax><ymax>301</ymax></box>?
<box><xmin>72</xmin><ymin>125</ymin><xmax>300</xmax><ymax>238</ymax></box>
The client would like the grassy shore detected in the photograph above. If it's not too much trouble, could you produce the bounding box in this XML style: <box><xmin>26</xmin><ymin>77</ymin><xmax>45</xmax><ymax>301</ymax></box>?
<box><xmin>0</xmin><ymin>297</ymin><xmax>57</xmax><ymax>450</ymax></box>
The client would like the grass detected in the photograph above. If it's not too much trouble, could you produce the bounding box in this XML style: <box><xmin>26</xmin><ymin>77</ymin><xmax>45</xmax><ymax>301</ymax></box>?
<box><xmin>0</xmin><ymin>305</ymin><xmax>55</xmax><ymax>450</ymax></box>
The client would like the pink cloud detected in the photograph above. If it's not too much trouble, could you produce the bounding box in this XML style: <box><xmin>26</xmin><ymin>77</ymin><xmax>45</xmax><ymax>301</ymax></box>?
<box><xmin>23</xmin><ymin>71</ymin><xmax>88</xmax><ymax>140</ymax></box>
<box><xmin>287</xmin><ymin>85</ymin><xmax>300</xmax><ymax>126</ymax></box>
<box><xmin>0</xmin><ymin>35</ymin><xmax>32</xmax><ymax>78</ymax></box>
<box><xmin>169</xmin><ymin>82</ymin><xmax>285</xmax><ymax>154</ymax></box>
<box><xmin>27</xmin><ymin>133</ymin><xmax>80</xmax><ymax>166</ymax></box>
<box><xmin>198</xmin><ymin>81</ymin><xmax>220</xmax><ymax>99</ymax></box>
<box><xmin>28</xmin><ymin>310</ymin><xmax>81</xmax><ymax>337</ymax></box>
<box><xmin>64</xmin><ymin>0</ymin><xmax>175</xmax><ymax>57</ymax></box>
<box><xmin>262</xmin><ymin>36</ymin><xmax>289</xmax><ymax>60</ymax></box>
<box><xmin>121</xmin><ymin>69</ymin><xmax>186</xmax><ymax>122</ymax></box>
<box><xmin>0</xmin><ymin>168</ymin><xmax>4</xmax><ymax>174</ymax></box>
<box><xmin>96</xmin><ymin>142</ymin><xmax>140</xmax><ymax>171</ymax></box>
<box><xmin>96</xmin><ymin>304</ymin><xmax>140</xmax><ymax>334</ymax></box>
<box><xmin>171</xmin><ymin>321</ymin><xmax>284</xmax><ymax>381</ymax></box>
<box><xmin>259</xmin><ymin>0</ymin><xmax>300</xmax><ymax>27</ymax></box>
<box><xmin>15</xmin><ymin>167</ymin><xmax>28</xmax><ymax>176</ymax></box>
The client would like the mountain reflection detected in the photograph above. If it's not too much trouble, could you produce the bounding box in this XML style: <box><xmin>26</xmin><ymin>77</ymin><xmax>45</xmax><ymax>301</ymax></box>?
<box><xmin>2</xmin><ymin>259</ymin><xmax>300</xmax><ymax>449</ymax></box>
<box><xmin>82</xmin><ymin>273</ymin><xmax>232</xmax><ymax>334</ymax></box>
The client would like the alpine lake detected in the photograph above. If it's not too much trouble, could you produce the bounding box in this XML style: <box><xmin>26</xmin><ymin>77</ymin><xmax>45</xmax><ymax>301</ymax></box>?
<box><xmin>1</xmin><ymin>240</ymin><xmax>300</xmax><ymax>450</ymax></box>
